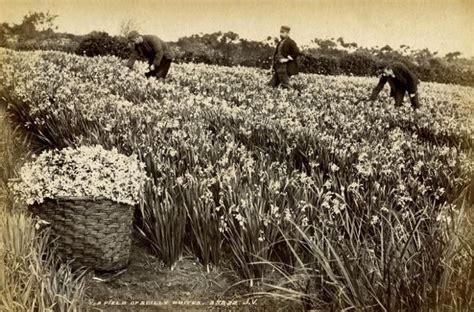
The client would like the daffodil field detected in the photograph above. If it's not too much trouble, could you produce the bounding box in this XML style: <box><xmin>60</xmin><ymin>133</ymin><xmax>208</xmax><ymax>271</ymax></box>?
<box><xmin>1</xmin><ymin>48</ymin><xmax>473</xmax><ymax>310</ymax></box>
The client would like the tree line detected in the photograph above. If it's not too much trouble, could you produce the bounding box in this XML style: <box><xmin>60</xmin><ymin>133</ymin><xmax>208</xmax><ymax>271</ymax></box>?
<box><xmin>1</xmin><ymin>12</ymin><xmax>473</xmax><ymax>86</ymax></box>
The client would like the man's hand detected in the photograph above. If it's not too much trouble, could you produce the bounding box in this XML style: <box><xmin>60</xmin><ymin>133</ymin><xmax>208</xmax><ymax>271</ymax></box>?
<box><xmin>409</xmin><ymin>93</ymin><xmax>417</xmax><ymax>99</ymax></box>
<box><xmin>279</xmin><ymin>58</ymin><xmax>289</xmax><ymax>63</ymax></box>
<box><xmin>149</xmin><ymin>64</ymin><xmax>155</xmax><ymax>71</ymax></box>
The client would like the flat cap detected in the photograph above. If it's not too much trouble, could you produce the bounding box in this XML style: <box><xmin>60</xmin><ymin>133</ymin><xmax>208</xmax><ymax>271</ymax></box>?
<box><xmin>127</xmin><ymin>30</ymin><xmax>140</xmax><ymax>40</ymax></box>
<box><xmin>280</xmin><ymin>25</ymin><xmax>291</xmax><ymax>32</ymax></box>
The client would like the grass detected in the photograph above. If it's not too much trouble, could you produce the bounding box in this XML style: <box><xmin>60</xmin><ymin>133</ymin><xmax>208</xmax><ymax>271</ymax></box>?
<box><xmin>0</xmin><ymin>207</ymin><xmax>87</xmax><ymax>311</ymax></box>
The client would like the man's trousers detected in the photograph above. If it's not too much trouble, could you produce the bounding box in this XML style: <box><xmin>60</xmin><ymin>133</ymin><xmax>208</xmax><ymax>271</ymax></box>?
<box><xmin>145</xmin><ymin>58</ymin><xmax>172</xmax><ymax>79</ymax></box>
<box><xmin>393</xmin><ymin>90</ymin><xmax>420</xmax><ymax>109</ymax></box>
<box><xmin>269</xmin><ymin>64</ymin><xmax>290</xmax><ymax>89</ymax></box>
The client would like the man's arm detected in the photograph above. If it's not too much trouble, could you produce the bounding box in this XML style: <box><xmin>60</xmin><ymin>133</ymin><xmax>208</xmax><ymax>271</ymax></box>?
<box><xmin>288</xmin><ymin>40</ymin><xmax>300</xmax><ymax>60</ymax></box>
<box><xmin>127</xmin><ymin>48</ymin><xmax>138</xmax><ymax>69</ymax></box>
<box><xmin>279</xmin><ymin>40</ymin><xmax>300</xmax><ymax>63</ymax></box>
<box><xmin>369</xmin><ymin>75</ymin><xmax>388</xmax><ymax>100</ymax></box>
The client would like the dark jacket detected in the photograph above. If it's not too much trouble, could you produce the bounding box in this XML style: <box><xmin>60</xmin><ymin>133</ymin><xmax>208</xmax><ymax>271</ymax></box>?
<box><xmin>273</xmin><ymin>37</ymin><xmax>300</xmax><ymax>76</ymax></box>
<box><xmin>370</xmin><ymin>62</ymin><xmax>419</xmax><ymax>99</ymax></box>
<box><xmin>127</xmin><ymin>35</ymin><xmax>174</xmax><ymax>68</ymax></box>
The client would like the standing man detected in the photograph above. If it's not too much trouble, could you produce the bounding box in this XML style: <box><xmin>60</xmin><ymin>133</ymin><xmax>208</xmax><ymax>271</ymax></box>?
<box><xmin>269</xmin><ymin>26</ymin><xmax>300</xmax><ymax>89</ymax></box>
<box><xmin>369</xmin><ymin>62</ymin><xmax>421</xmax><ymax>109</ymax></box>
<box><xmin>126</xmin><ymin>31</ymin><xmax>174</xmax><ymax>79</ymax></box>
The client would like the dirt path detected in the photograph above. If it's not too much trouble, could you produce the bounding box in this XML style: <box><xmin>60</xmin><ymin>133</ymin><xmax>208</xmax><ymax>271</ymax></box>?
<box><xmin>84</xmin><ymin>236</ymin><xmax>304</xmax><ymax>311</ymax></box>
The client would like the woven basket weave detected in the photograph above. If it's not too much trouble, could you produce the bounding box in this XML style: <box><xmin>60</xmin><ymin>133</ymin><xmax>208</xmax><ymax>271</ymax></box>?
<box><xmin>30</xmin><ymin>197</ymin><xmax>134</xmax><ymax>271</ymax></box>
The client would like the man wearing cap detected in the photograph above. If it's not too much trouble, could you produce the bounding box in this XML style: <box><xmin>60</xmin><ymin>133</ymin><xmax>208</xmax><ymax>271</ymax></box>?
<box><xmin>126</xmin><ymin>31</ymin><xmax>174</xmax><ymax>79</ymax></box>
<box><xmin>369</xmin><ymin>62</ymin><xmax>421</xmax><ymax>109</ymax></box>
<box><xmin>269</xmin><ymin>26</ymin><xmax>300</xmax><ymax>89</ymax></box>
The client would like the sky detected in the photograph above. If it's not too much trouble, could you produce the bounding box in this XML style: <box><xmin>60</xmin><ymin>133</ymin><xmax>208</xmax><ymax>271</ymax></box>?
<box><xmin>1</xmin><ymin>0</ymin><xmax>473</xmax><ymax>56</ymax></box>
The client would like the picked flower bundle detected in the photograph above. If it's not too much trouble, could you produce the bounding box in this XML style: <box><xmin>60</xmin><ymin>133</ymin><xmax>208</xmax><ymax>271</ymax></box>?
<box><xmin>9</xmin><ymin>145</ymin><xmax>148</xmax><ymax>206</ymax></box>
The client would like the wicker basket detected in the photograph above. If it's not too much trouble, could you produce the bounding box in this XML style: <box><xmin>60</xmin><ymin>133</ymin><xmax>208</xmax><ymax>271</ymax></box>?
<box><xmin>30</xmin><ymin>196</ymin><xmax>134</xmax><ymax>271</ymax></box>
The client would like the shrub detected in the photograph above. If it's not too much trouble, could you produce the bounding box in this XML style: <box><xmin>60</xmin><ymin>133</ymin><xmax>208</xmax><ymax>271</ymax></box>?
<box><xmin>76</xmin><ymin>31</ymin><xmax>131</xmax><ymax>58</ymax></box>
<box><xmin>338</xmin><ymin>51</ymin><xmax>379</xmax><ymax>76</ymax></box>
<box><xmin>299</xmin><ymin>54</ymin><xmax>341</xmax><ymax>75</ymax></box>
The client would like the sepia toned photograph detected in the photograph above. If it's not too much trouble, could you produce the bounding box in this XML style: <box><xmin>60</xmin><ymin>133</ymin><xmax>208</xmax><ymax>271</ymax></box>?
<box><xmin>0</xmin><ymin>0</ymin><xmax>473</xmax><ymax>311</ymax></box>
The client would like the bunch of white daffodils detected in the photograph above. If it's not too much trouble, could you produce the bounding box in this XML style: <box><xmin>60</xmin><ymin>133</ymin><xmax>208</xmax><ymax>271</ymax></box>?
<box><xmin>10</xmin><ymin>145</ymin><xmax>148</xmax><ymax>206</ymax></box>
